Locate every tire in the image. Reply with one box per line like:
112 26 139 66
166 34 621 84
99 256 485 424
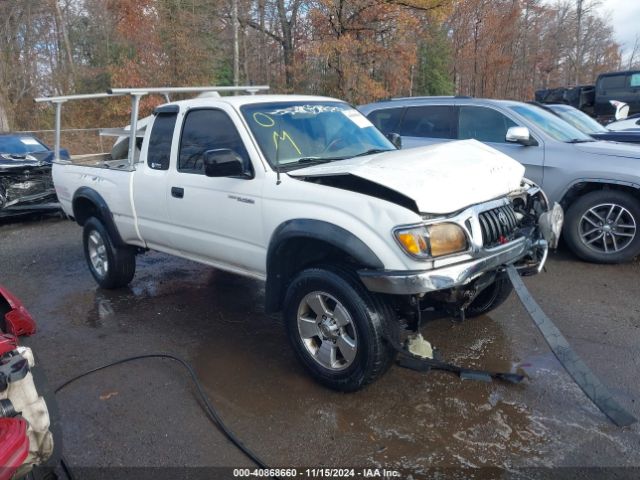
283 265 397 391
563 190 640 264
464 276 513 318
82 217 136 289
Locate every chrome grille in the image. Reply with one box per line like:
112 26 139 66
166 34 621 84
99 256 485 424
478 203 518 247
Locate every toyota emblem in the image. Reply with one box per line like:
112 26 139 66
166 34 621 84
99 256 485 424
497 211 508 225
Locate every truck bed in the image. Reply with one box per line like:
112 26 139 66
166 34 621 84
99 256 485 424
52 160 141 245
67 153 134 170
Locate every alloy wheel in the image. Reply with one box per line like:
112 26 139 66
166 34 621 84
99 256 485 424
296 291 358 371
87 230 109 277
579 203 636 254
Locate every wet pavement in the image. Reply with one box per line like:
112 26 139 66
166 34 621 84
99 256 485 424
1 216 640 477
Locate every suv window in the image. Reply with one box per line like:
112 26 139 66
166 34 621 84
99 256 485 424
458 106 517 143
400 106 455 139
178 109 249 174
147 113 177 170
367 108 403 135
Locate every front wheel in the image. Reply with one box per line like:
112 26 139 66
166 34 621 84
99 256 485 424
564 190 640 263
464 276 513 318
283 265 396 391
83 217 136 289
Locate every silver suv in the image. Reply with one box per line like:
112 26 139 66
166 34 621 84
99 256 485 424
359 97 640 263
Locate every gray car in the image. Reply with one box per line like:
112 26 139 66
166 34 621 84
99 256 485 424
359 97 640 263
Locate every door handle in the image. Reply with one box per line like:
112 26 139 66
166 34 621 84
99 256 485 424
171 187 184 199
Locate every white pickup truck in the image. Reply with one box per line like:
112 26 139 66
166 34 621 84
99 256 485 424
43 88 562 390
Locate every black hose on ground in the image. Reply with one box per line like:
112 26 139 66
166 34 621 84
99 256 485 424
55 353 278 479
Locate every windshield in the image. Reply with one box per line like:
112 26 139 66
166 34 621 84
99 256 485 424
510 104 594 142
549 105 608 134
0 136 48 155
240 101 395 169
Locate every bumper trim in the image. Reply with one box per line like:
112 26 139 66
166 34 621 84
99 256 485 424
359 237 546 295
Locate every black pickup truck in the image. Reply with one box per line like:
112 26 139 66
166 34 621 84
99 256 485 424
535 70 640 122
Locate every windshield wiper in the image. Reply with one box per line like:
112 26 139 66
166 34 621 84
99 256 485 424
567 138 595 143
351 148 394 158
279 157 336 170
294 157 335 164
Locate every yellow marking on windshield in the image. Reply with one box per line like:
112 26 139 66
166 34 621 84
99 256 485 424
273 131 302 155
253 112 275 127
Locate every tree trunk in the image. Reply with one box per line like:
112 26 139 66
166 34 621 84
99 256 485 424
277 0 295 90
53 0 75 88
232 0 240 87
575 0 583 85
0 95 10 132
259 0 267 84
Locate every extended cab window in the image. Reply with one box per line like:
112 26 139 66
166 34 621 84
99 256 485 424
400 106 454 139
178 109 249 174
458 106 517 143
147 113 177 170
367 108 403 135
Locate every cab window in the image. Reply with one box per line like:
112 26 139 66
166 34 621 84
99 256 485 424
147 113 177 170
178 109 250 175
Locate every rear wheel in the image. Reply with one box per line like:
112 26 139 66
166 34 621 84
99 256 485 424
564 190 640 263
82 217 136 289
283 265 396 391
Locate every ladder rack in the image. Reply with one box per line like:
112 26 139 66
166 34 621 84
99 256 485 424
34 85 269 167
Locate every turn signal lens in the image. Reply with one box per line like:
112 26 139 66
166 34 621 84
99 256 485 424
428 223 468 257
395 228 429 257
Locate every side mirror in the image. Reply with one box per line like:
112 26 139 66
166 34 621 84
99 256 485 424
203 149 248 178
506 126 536 146
610 100 629 120
386 132 402 149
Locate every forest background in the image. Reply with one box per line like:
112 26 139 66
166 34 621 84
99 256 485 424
1 0 636 138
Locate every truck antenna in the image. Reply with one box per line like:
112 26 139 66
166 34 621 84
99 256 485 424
276 119 282 185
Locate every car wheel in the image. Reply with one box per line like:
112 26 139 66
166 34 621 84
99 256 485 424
82 217 136 289
564 190 640 263
464 276 513 318
283 265 397 391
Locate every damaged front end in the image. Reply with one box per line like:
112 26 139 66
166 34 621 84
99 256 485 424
359 181 563 311
0 155 58 218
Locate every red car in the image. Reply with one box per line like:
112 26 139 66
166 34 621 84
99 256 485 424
0 286 55 480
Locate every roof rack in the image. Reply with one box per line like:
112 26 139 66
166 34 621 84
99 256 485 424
389 95 473 101
34 85 269 167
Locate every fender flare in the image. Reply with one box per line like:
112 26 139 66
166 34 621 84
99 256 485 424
264 219 384 313
72 187 126 247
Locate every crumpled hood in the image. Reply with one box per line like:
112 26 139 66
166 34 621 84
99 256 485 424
574 140 640 159
288 139 525 214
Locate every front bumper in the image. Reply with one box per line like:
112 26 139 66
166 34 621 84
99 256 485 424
359 236 548 295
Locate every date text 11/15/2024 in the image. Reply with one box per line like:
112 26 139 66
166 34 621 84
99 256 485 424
232 468 401 478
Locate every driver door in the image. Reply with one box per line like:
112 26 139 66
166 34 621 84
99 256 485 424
166 107 265 275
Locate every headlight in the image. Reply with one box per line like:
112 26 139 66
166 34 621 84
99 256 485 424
394 223 468 259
